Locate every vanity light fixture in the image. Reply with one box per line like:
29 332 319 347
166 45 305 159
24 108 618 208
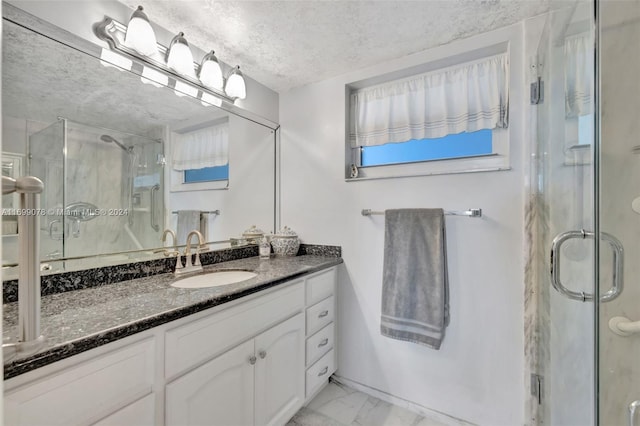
224 66 247 100
166 32 196 78
198 50 224 90
94 7 244 104
123 6 158 57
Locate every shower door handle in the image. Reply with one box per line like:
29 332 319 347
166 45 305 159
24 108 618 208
550 229 624 302
150 184 160 232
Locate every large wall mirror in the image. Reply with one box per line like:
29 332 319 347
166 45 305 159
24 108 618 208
2 4 278 278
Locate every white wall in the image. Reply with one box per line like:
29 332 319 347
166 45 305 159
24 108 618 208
279 24 526 425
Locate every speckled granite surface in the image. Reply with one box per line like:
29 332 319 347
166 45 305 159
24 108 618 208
3 255 342 379
298 244 341 257
3 245 260 304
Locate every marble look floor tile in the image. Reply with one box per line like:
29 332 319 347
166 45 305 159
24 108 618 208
287 407 346 426
307 383 369 425
352 396 421 426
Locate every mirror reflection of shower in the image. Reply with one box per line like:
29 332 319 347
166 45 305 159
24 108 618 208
27 118 164 261
100 134 138 226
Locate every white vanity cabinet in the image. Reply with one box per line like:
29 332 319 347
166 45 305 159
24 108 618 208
303 267 338 400
166 313 305 426
4 265 339 426
4 337 156 426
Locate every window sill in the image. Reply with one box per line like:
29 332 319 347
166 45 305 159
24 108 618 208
346 154 510 181
170 179 229 192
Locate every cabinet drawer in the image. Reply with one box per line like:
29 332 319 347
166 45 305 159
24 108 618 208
5 338 155 426
306 296 334 335
166 282 304 379
305 349 335 398
306 323 334 367
306 268 336 305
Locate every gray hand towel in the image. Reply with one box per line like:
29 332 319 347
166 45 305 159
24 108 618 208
176 210 202 246
381 208 449 349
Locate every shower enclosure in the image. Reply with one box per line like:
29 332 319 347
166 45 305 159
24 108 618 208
529 0 640 424
28 118 164 262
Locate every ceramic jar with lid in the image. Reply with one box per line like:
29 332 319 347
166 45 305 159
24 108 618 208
271 226 300 256
242 225 265 244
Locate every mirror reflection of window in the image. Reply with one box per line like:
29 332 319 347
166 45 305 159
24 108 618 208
171 118 230 190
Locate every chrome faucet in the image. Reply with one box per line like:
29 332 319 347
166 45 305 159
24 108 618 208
161 229 183 273
175 230 206 276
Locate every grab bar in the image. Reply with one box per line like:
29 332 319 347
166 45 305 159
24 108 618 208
150 184 160 232
2 176 46 362
609 317 640 336
550 229 623 302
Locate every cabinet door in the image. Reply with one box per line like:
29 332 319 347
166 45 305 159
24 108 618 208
254 313 305 426
166 339 255 426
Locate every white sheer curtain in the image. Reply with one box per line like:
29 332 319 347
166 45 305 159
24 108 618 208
564 33 594 118
349 53 509 148
172 121 229 171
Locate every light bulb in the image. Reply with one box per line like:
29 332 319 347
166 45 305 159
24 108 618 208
225 66 247 100
166 32 195 78
198 51 223 90
124 6 158 57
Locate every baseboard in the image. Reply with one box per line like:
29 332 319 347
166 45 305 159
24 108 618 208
331 375 476 426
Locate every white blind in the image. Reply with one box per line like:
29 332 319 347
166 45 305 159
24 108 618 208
172 121 229 171
349 53 509 148
564 33 594 118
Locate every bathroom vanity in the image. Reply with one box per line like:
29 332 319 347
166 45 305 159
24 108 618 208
3 255 340 425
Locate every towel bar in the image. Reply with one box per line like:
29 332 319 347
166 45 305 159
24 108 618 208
361 208 482 217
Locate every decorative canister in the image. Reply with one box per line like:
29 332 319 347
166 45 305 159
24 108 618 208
242 225 265 244
271 226 300 256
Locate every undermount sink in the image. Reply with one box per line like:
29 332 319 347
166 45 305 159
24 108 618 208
171 270 257 289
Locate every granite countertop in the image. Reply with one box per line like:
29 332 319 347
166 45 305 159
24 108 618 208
3 255 342 379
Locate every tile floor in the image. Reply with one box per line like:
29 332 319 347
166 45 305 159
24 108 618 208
287 380 465 426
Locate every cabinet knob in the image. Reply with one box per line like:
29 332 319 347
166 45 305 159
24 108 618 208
318 310 329 318
249 355 257 365
318 338 329 348
259 350 267 359
317 366 329 377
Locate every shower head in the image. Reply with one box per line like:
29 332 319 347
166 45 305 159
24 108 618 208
100 134 133 153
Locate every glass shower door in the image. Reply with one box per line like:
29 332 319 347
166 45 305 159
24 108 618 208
530 2 597 424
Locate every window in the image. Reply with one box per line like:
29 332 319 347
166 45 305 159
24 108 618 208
360 130 493 167
184 164 229 183
346 43 514 180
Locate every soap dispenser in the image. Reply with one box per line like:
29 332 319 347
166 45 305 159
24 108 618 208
259 236 271 260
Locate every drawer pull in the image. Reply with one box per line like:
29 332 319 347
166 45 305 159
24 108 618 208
318 338 329 348
249 355 257 365
318 366 329 377
259 350 267 359
318 310 329 318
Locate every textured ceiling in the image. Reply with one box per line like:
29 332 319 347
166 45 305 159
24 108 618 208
3 18 218 137
118 0 554 92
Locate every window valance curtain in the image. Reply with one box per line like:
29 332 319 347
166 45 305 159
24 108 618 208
349 53 509 148
564 33 594 118
172 121 229 171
